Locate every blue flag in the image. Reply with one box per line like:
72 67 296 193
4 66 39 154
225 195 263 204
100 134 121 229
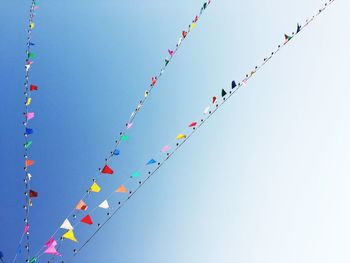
146 159 156 165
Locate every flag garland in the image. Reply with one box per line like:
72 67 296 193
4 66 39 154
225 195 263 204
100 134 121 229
12 1 41 263
32 1 213 259
33 1 335 261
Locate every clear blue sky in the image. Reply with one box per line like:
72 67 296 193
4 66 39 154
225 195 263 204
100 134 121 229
1 0 350 262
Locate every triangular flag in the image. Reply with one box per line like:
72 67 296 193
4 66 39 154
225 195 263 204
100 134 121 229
24 141 32 149
221 89 227 97
284 34 292 43
190 22 196 30
146 159 156 165
89 182 101 193
101 165 113 174
131 172 140 178
26 173 32 181
45 237 57 248
60 219 73 230
113 149 120 156
182 31 187 38
29 257 36 263
25 159 35 167
25 98 32 106
161 145 171 152
25 128 34 135
75 200 88 211
168 49 174 56
80 215 93 225
30 22 35 29
44 245 60 256
24 224 29 234
144 90 149 98
296 23 301 33
29 190 38 198
99 200 109 209
116 185 128 193
126 123 133 129
28 52 36 59
212 96 217 104
120 135 128 141
203 106 210 114
62 229 77 242
26 112 35 121
165 58 170 66
232 80 237 89
176 134 186 140
30 85 38 91
189 122 197 128
151 77 157 86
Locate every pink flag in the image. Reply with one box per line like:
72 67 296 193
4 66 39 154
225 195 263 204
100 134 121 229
24 224 29 234
161 145 171 152
44 245 60 256
26 112 35 120
126 123 133 129
168 49 174 56
45 237 57 248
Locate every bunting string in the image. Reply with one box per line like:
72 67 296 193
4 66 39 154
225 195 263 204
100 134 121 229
32 0 335 262
31 1 213 261
12 1 41 263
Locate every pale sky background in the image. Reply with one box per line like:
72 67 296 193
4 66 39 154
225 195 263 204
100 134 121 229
1 0 350 262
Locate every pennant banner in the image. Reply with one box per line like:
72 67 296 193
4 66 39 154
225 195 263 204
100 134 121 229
38 1 334 261
13 0 42 263
33 1 336 262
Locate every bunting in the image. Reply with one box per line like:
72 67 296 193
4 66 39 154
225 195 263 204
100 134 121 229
31 1 337 262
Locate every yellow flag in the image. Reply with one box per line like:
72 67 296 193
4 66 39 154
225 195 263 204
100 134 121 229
63 229 77 242
90 182 101 193
25 98 32 106
190 23 196 30
30 22 35 29
176 134 186 140
144 90 149 98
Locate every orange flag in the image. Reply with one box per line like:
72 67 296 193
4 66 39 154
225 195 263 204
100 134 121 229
25 160 35 167
75 200 88 211
116 185 128 193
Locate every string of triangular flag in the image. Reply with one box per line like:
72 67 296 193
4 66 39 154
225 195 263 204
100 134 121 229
12 1 40 263
31 1 213 260
33 1 335 261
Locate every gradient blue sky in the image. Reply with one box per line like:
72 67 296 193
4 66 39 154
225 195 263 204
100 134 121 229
1 0 350 262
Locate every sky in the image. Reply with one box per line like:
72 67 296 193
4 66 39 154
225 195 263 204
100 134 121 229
1 0 350 262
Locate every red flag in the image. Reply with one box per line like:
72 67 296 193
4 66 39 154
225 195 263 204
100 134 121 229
80 215 93 225
101 165 113 174
29 190 38 198
189 122 197 128
212 96 217 104
182 31 187 38
30 85 38 91
25 160 35 167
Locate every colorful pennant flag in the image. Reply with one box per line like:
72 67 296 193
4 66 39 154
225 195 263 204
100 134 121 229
30 84 38 91
25 128 34 135
25 97 32 106
45 237 57 248
120 134 129 141
113 149 120 156
161 145 171 152
203 106 210 114
116 185 128 193
75 200 88 211
24 224 29 234
29 190 38 198
25 159 35 167
89 182 101 193
221 89 227 97
26 112 35 120
131 172 140 178
62 230 77 242
24 141 32 149
80 215 93 225
146 159 156 165
44 245 60 256
60 219 73 230
189 122 197 128
101 165 113 174
176 134 186 140
232 80 237 89
99 200 109 209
